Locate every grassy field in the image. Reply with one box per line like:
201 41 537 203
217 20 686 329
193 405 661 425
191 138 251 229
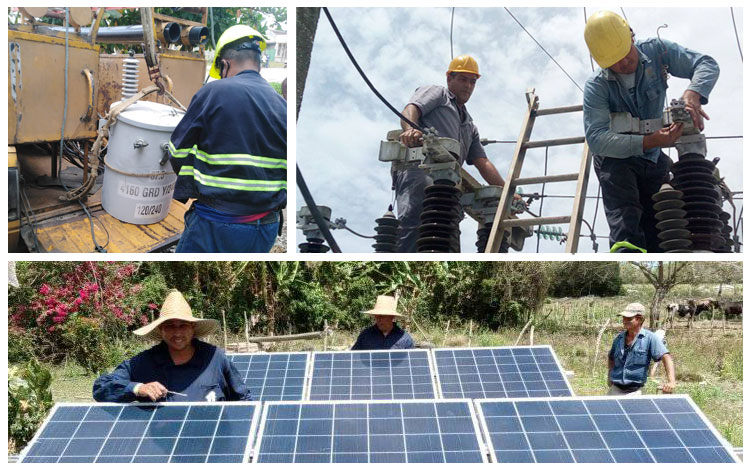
32 285 744 449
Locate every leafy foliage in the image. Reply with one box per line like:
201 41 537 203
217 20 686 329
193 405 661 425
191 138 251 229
549 262 622 297
8 359 53 453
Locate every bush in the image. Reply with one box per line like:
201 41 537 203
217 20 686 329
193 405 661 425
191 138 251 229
8 359 53 454
61 316 112 375
8 329 36 364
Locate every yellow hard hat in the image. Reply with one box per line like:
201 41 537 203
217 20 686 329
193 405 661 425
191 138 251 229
447 55 481 78
209 24 267 79
584 11 632 69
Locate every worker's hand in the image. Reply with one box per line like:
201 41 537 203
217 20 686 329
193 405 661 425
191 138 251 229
135 381 168 401
660 381 676 394
644 122 684 150
399 128 424 148
510 193 527 214
682 89 709 131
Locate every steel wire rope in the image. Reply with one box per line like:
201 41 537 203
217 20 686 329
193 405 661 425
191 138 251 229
504 7 584 93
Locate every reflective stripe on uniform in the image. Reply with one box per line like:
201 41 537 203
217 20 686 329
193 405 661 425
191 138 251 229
168 142 286 169
178 166 286 192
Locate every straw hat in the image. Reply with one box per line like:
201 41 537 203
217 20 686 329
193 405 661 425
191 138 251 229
619 302 646 318
133 289 219 341
362 295 404 317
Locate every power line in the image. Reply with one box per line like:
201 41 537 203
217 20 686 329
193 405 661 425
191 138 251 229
322 7 425 133
583 7 595 72
730 7 743 62
450 7 455 60
504 7 584 93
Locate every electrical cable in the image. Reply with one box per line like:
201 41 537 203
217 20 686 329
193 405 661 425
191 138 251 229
20 183 40 252
297 164 341 252
450 7 455 60
504 7 584 93
730 7 742 62
339 224 376 239
583 7 595 72
322 7 426 133
619 8 628 23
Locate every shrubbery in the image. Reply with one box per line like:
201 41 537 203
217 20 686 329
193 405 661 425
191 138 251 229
8 359 53 453
549 262 622 298
9 262 164 369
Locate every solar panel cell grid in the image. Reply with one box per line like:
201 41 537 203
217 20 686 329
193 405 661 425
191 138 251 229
433 346 573 399
477 396 737 463
229 353 308 401
20 403 260 463
254 400 486 463
308 350 436 400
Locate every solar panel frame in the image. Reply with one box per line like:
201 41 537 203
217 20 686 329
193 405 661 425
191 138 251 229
475 395 740 463
252 399 489 463
18 401 262 463
228 351 311 401
432 345 575 399
306 349 439 401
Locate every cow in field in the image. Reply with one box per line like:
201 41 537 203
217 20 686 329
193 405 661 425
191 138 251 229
718 300 742 319
666 302 697 328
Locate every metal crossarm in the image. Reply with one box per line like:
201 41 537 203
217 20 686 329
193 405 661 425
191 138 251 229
485 88 593 253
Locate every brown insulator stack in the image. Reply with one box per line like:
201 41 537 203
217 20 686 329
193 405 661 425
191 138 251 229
416 179 462 252
372 207 400 253
670 157 724 252
653 184 692 252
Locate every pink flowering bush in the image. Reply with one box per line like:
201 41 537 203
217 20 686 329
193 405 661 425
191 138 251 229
9 262 163 365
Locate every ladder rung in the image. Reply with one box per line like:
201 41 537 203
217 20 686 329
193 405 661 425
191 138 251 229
513 173 579 185
525 136 585 149
500 216 571 228
535 104 583 116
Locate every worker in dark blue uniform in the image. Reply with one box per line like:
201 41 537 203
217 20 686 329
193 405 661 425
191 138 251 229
169 25 287 253
583 11 719 253
352 295 415 350
93 290 252 402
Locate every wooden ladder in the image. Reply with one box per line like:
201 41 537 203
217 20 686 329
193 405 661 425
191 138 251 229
485 88 593 253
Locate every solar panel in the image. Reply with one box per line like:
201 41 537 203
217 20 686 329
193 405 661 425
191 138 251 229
254 399 487 463
229 352 309 401
308 350 437 400
20 402 261 463
476 395 740 463
433 346 574 399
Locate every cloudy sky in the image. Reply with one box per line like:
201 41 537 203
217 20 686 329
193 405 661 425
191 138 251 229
296 7 743 253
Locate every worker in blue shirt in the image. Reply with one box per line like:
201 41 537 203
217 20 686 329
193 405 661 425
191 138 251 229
608 302 676 395
351 295 415 350
169 25 287 253
583 11 719 253
93 290 252 402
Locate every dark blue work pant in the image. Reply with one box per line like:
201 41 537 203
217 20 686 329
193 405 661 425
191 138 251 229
176 206 278 253
594 152 671 253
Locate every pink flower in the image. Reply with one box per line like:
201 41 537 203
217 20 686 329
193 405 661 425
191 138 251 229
74 297 83 307
140 315 149 325
148 303 158 310
39 284 51 295
79 289 90 301
48 326 56 332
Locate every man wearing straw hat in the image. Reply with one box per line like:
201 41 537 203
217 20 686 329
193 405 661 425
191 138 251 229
351 295 415 350
607 302 676 395
93 290 252 402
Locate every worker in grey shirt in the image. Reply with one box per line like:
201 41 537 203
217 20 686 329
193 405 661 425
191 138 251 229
396 55 518 252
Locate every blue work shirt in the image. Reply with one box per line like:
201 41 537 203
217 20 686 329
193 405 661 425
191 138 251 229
609 328 669 387
583 38 719 163
93 339 252 402
351 324 415 350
